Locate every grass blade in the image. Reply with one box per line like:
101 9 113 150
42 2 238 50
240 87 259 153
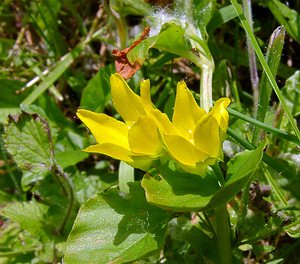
230 0 300 142
228 108 299 144
252 26 285 145
21 43 84 105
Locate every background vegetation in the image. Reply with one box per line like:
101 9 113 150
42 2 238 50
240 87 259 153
0 0 299 263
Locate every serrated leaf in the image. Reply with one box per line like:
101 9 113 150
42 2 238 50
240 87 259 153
64 182 171 263
1 200 50 241
3 113 54 189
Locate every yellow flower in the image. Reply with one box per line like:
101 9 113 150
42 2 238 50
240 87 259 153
150 81 230 175
77 73 163 170
77 73 230 175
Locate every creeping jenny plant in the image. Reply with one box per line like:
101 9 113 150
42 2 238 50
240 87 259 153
77 73 230 175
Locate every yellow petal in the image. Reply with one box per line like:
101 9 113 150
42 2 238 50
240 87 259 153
194 115 220 157
76 109 129 149
110 73 145 124
151 109 179 135
210 98 230 132
173 81 206 139
128 117 162 156
163 134 208 166
84 143 133 162
140 79 153 113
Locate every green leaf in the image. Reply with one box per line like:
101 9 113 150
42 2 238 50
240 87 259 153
191 0 216 37
80 65 114 112
266 0 300 43
0 222 38 260
128 22 206 69
127 36 157 66
110 0 151 17
1 200 50 241
230 0 300 141
141 166 220 212
3 113 54 189
0 79 27 123
73 171 117 205
284 219 300 238
64 182 171 263
207 5 238 32
0 38 14 60
215 43 295 79
282 71 300 117
154 22 202 66
142 141 265 212
173 0 216 38
29 0 67 56
186 225 218 263
55 150 88 169
207 141 266 209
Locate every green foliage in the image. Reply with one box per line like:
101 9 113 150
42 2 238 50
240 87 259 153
1 0 300 263
142 141 265 211
207 141 266 209
3 113 54 188
1 200 50 241
0 79 27 123
80 64 114 112
142 167 220 211
64 183 171 263
0 38 14 60
266 0 300 43
282 71 300 117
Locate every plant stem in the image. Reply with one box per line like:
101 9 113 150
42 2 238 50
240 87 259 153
242 0 259 111
53 165 75 235
262 164 288 207
215 204 232 264
105 0 127 49
118 161 134 194
200 63 214 111
189 35 214 111
236 178 251 234
0 248 36 257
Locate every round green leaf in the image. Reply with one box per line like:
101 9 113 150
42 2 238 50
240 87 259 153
141 166 220 211
142 141 266 212
64 182 171 263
